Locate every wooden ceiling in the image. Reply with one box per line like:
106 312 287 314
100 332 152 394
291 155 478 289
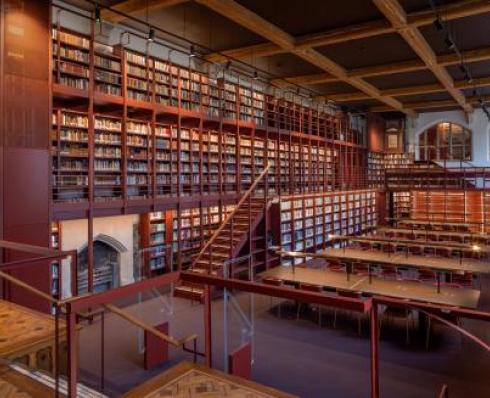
101 0 490 115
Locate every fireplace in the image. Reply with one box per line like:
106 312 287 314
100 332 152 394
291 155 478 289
77 234 127 294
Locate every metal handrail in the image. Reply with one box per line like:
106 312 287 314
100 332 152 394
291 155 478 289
191 164 271 269
438 384 449 398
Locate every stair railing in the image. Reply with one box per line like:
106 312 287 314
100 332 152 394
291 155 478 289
191 164 271 274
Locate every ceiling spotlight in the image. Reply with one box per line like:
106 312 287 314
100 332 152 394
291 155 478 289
433 17 444 31
478 98 484 105
253 70 258 80
95 4 101 23
148 27 155 42
444 35 455 50
189 45 196 57
225 60 232 70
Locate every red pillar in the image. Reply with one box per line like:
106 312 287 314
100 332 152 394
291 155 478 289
370 300 380 398
66 304 78 397
204 285 212 367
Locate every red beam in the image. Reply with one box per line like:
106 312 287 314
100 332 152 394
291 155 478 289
67 271 180 312
370 301 380 398
181 272 369 313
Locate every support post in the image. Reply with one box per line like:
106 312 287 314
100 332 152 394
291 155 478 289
370 300 379 398
66 304 78 398
204 284 212 367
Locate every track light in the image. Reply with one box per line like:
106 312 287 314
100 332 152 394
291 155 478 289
95 4 101 23
433 17 444 31
148 27 155 42
189 45 196 57
253 70 258 80
444 35 455 50
225 60 231 70
459 63 466 74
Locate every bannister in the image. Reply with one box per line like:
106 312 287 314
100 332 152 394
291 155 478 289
191 164 271 270
103 303 198 348
438 384 449 398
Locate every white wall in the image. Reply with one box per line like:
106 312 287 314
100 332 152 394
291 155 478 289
406 108 490 167
60 215 140 294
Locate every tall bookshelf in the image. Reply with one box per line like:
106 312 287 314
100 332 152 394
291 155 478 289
278 190 377 265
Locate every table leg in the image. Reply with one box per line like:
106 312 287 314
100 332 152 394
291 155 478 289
437 272 441 293
368 264 372 284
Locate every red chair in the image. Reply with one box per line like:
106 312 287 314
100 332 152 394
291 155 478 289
451 272 474 288
435 247 452 257
327 260 346 273
408 245 423 255
353 263 370 276
359 241 372 251
382 243 395 254
418 269 436 283
334 290 364 336
380 265 398 279
297 283 325 326
427 233 438 241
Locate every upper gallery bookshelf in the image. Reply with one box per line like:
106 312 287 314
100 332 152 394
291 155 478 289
50 26 369 208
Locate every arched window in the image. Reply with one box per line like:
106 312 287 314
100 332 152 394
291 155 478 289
418 122 471 161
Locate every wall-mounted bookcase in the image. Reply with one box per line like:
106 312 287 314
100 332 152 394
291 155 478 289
392 191 411 219
277 190 377 265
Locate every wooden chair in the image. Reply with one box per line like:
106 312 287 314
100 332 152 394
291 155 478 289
380 264 398 279
418 269 436 283
408 245 423 255
435 247 452 258
296 283 325 326
450 272 473 288
334 290 364 336
262 277 284 318
380 298 416 344
327 260 346 273
359 241 372 251
381 243 395 254
353 263 370 276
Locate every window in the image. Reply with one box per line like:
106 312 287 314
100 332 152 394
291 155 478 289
418 122 471 161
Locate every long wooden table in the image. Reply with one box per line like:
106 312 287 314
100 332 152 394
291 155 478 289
123 361 297 398
330 234 488 252
281 247 490 274
398 219 472 230
259 267 481 308
378 227 490 244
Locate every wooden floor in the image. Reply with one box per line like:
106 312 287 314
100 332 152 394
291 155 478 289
259 267 481 308
122 361 297 398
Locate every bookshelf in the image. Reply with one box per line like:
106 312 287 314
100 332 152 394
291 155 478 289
126 119 151 198
392 191 411 219
94 42 122 97
278 190 377 265
368 152 385 188
140 203 236 273
51 109 89 202
384 153 414 169
50 222 61 311
94 115 123 201
52 28 90 91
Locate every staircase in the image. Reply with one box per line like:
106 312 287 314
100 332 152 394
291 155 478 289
174 165 271 302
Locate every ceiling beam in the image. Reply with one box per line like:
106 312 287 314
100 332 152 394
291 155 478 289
325 75 490 102
101 0 188 23
196 0 416 116
370 95 490 112
373 0 472 113
272 45 490 87
204 0 490 63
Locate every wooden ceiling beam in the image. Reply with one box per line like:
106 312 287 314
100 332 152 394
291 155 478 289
101 0 188 23
196 0 415 116
275 46 490 87
326 75 490 102
374 0 472 113
203 0 490 63
370 95 490 112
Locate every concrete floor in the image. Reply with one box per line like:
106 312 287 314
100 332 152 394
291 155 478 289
76 277 490 398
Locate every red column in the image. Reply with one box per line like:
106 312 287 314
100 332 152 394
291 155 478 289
204 284 212 367
370 300 380 398
66 304 78 397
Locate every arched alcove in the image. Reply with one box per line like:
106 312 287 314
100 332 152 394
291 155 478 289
77 234 126 293
417 121 471 161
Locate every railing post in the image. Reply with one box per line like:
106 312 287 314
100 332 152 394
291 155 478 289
370 300 380 398
66 303 78 398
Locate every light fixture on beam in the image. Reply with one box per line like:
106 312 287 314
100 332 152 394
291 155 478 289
433 17 444 31
95 3 101 23
189 45 196 57
444 35 455 50
253 70 258 80
148 27 155 42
